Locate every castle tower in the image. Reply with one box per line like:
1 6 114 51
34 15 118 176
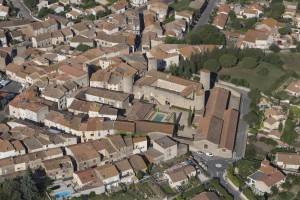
123 73 133 94
200 69 211 91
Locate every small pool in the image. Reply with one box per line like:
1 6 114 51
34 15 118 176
55 190 71 199
153 113 165 122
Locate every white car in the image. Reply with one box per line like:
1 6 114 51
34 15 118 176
205 152 214 157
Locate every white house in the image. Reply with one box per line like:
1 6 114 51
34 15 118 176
275 152 300 170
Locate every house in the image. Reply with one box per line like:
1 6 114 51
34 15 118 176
129 154 147 172
42 156 73 180
37 0 48 11
130 0 147 7
0 29 6 46
217 4 230 14
247 160 285 195
0 157 15 175
0 139 16 159
147 2 169 21
0 6 8 19
143 147 164 164
213 13 228 30
49 4 64 13
240 4 263 18
164 165 196 188
132 137 147 154
69 35 94 48
58 65 89 87
275 152 300 171
239 29 273 49
264 107 286 121
153 136 177 161
109 2 125 14
66 10 81 19
285 80 300 97
95 164 120 188
115 159 135 183
190 192 221 200
32 32 52 48
263 117 280 132
175 10 193 25
65 143 101 171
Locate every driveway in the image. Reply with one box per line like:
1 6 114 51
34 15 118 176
9 0 34 20
195 0 220 27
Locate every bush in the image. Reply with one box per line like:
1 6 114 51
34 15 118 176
257 67 269 76
136 170 145 180
269 43 281 53
243 188 256 200
262 53 283 66
76 44 92 52
219 54 237 68
203 59 221 72
258 137 278 146
219 74 231 81
239 57 258 69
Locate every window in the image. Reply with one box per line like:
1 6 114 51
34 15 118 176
204 144 208 149
84 162 86 165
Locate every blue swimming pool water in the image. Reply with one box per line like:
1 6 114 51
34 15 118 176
55 190 71 199
153 113 165 122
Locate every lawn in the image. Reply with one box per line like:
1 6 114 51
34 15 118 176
219 63 286 93
279 53 300 76
170 0 192 11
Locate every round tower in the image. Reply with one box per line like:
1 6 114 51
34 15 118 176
200 69 211 91
123 73 133 94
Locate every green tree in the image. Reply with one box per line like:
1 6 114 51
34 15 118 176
278 122 283 132
231 18 243 30
219 54 237 68
190 61 197 74
6 179 22 200
186 24 226 45
248 88 261 103
245 143 257 159
278 26 291 35
262 53 283 65
271 186 279 195
88 191 96 198
20 169 39 200
239 57 258 69
244 17 257 29
76 44 92 52
270 3 285 20
203 59 221 72
136 170 145 180
188 107 192 126
37 7 52 18
169 64 178 75
228 10 236 20
219 74 231 81
269 43 281 53
183 66 192 79
257 67 269 76
243 111 260 127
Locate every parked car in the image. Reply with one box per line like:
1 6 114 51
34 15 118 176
197 151 203 155
205 152 213 157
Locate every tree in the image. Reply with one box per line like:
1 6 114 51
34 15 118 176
219 54 237 68
269 43 281 53
169 64 178 75
76 44 92 53
243 111 260 127
270 3 285 20
228 10 236 20
244 17 257 29
219 74 231 81
278 122 283 132
203 59 221 72
271 186 279 195
239 57 258 69
6 179 22 200
88 191 96 198
186 24 226 45
20 169 39 200
257 67 269 76
173 112 177 124
38 7 52 18
188 107 192 126
262 53 283 66
278 26 291 35
136 170 145 180
245 144 257 159
248 88 261 103
231 19 243 30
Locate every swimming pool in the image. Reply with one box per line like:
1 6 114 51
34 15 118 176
153 113 165 122
55 190 71 199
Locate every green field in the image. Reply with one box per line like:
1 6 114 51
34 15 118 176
219 62 286 93
170 0 192 11
279 53 300 76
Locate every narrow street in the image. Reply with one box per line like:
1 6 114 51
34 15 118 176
195 0 220 27
9 0 34 20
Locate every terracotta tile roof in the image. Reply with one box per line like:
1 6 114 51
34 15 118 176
95 163 119 179
115 159 133 173
257 18 284 28
276 152 300 165
196 116 223 144
213 13 228 29
135 121 174 135
154 136 176 149
75 168 99 185
205 87 229 119
286 80 300 94
219 109 239 151
59 65 86 77
218 4 230 14
190 192 221 200
67 142 99 162
129 154 147 171
114 120 135 133
0 157 14 167
243 29 269 43
42 156 72 171
246 4 263 12
0 139 15 152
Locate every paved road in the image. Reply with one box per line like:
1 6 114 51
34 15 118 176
193 153 243 200
9 0 34 20
195 0 220 27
